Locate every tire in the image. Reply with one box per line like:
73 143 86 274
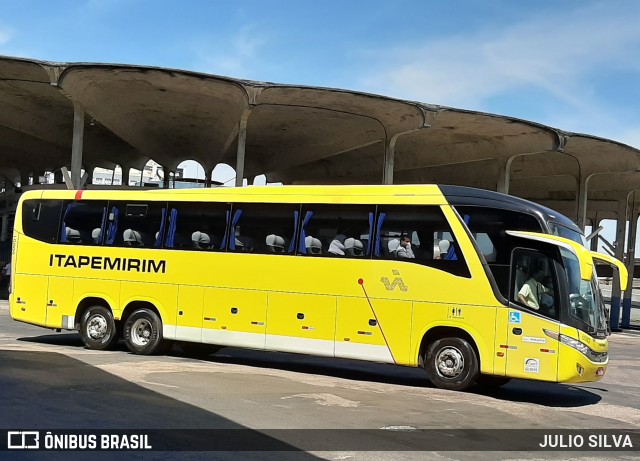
476 375 511 389
79 305 119 351
425 337 479 391
124 308 168 355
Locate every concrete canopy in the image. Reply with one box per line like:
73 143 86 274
1 55 639 225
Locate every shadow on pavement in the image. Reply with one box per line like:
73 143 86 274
0 349 322 461
18 332 602 409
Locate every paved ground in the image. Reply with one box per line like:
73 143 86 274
1 300 640 461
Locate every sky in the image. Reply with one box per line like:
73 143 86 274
1 0 639 254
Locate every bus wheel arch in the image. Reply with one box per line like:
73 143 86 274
419 326 481 391
76 298 119 351
122 301 171 355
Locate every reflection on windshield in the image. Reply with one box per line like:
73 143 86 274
560 248 606 335
548 222 587 247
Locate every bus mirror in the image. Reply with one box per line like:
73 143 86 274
590 251 628 291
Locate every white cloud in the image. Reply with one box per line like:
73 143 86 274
359 3 640 113
0 25 14 46
192 25 271 79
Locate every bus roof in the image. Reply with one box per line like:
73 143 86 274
439 185 581 234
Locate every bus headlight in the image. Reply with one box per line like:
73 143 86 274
543 329 607 363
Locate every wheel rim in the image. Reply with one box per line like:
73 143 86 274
130 318 153 346
86 314 109 340
435 346 465 379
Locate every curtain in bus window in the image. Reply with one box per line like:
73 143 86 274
220 209 231 250
60 203 76 243
228 209 243 250
366 212 374 256
106 207 119 245
96 207 107 244
298 210 314 254
165 208 178 248
288 210 299 254
154 208 166 248
374 212 386 257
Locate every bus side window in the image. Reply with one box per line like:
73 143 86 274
22 199 63 244
375 206 470 278
299 205 373 258
511 249 559 319
227 203 300 255
107 201 167 248
60 201 108 246
165 202 229 251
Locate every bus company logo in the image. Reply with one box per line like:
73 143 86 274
49 254 166 274
8 431 39 449
380 270 408 292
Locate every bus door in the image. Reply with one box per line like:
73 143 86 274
176 285 204 342
46 276 74 329
505 247 561 381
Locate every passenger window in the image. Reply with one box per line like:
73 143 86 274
60 201 108 246
511 249 559 319
227 203 300 254
376 205 470 277
22 199 63 244
105 201 167 248
165 202 229 251
299 205 373 258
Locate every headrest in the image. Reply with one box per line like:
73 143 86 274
266 234 285 249
66 227 81 241
123 229 142 243
91 228 101 242
387 238 400 252
438 240 450 253
305 235 322 254
192 231 211 245
344 238 363 250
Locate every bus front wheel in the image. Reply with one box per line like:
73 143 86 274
79 305 119 351
124 308 169 355
425 337 479 391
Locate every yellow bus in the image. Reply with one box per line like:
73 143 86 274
9 185 627 391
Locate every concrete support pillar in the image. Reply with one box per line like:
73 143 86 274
71 101 85 189
610 200 628 331
622 205 638 328
235 108 253 188
575 173 591 231
84 167 94 186
0 215 9 242
162 166 170 189
589 215 599 251
382 134 398 185
121 167 130 187
496 159 512 194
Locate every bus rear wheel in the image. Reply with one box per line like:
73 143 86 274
425 337 479 391
79 305 119 351
124 308 169 355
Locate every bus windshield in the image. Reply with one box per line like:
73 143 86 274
560 248 607 336
548 222 587 247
